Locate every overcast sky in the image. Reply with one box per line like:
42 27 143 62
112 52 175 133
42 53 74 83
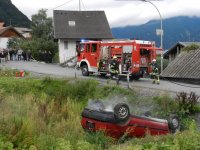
11 0 200 27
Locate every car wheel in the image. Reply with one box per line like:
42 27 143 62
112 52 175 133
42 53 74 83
168 114 180 133
114 103 130 122
81 65 89 76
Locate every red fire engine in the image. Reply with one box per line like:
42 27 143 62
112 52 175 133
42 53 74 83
77 40 158 80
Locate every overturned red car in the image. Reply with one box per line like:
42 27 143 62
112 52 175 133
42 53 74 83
81 101 180 139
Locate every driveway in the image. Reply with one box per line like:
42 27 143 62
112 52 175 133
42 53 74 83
1 61 200 96
0 61 82 78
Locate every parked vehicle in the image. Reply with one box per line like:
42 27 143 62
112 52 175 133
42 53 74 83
81 102 180 139
77 40 159 80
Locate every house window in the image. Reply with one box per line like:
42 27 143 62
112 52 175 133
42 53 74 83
64 41 68 50
68 21 76 27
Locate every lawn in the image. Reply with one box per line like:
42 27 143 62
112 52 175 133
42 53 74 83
0 69 199 150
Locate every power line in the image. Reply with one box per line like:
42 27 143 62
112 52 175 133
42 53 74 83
47 0 74 12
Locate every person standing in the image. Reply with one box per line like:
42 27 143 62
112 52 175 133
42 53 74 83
17 49 23 61
13 50 17 61
9 49 13 61
22 51 27 61
150 59 160 84
110 55 119 79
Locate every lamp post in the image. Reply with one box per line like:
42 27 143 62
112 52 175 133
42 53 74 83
116 0 164 72
79 0 81 11
142 0 163 72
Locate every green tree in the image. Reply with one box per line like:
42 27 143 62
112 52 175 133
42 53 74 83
29 9 57 62
156 56 169 72
10 9 58 62
7 37 20 50
31 9 53 40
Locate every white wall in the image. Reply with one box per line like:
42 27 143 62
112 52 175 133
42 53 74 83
58 39 76 63
0 38 8 49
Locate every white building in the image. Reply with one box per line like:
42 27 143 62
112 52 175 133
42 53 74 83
53 10 113 64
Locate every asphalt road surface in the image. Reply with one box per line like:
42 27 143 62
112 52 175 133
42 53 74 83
1 61 200 96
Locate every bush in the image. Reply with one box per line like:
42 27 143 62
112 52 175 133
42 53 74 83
182 43 200 52
85 131 113 150
111 120 200 150
55 138 72 150
155 56 169 72
52 52 59 63
153 95 178 117
176 92 200 115
76 141 94 150
0 138 13 150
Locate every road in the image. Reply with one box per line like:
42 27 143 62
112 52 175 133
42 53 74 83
1 61 200 96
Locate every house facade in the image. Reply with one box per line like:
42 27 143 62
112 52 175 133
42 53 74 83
53 10 113 64
58 40 77 63
0 21 24 49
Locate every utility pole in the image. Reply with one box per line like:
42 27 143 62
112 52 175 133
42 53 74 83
79 0 81 11
144 0 163 72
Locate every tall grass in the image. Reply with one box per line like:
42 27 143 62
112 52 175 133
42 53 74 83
0 76 200 149
110 120 200 150
0 77 135 149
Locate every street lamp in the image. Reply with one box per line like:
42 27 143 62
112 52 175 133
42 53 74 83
142 0 163 72
116 0 164 72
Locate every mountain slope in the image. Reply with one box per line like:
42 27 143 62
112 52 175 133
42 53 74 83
111 16 200 49
0 0 30 27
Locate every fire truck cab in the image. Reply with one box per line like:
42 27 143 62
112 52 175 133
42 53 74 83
77 40 158 80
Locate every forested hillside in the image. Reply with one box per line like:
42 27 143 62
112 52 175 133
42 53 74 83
112 16 200 49
0 0 30 27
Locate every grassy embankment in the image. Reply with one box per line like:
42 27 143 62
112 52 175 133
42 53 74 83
0 69 200 150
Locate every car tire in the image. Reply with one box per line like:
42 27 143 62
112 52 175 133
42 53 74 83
168 114 180 133
114 103 130 122
81 65 89 76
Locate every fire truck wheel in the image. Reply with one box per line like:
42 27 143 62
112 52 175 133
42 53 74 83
114 103 130 122
100 73 107 77
81 65 89 76
134 76 140 80
130 74 140 80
